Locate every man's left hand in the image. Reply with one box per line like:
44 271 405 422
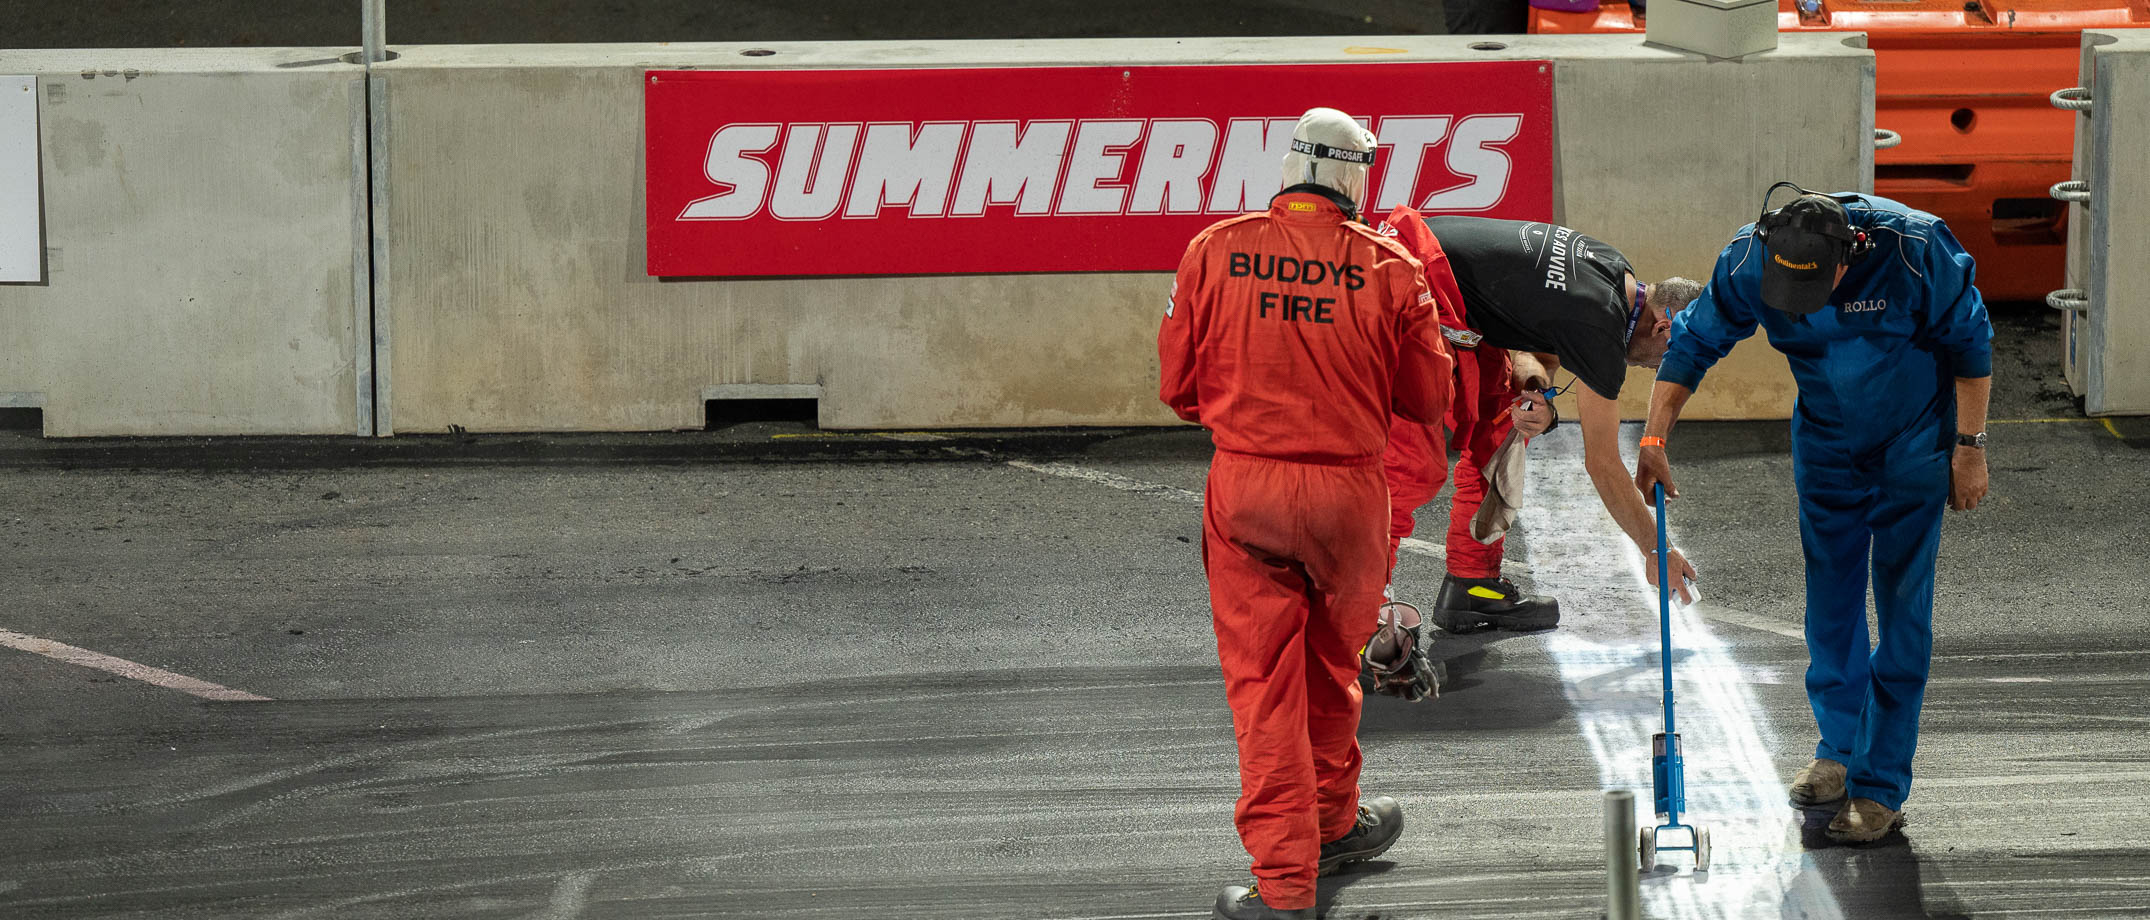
1950 445 1989 510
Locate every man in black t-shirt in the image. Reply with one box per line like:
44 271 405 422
1377 210 1704 635
1431 217 1644 405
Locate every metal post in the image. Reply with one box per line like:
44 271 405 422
358 0 392 435
361 0 386 65
1605 790 1641 920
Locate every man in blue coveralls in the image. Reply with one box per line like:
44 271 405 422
1633 185 1992 844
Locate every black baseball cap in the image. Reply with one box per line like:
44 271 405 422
1759 195 1854 315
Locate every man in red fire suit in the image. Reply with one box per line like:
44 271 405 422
1158 107 1454 920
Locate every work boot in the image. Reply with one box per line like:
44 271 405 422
1213 883 1313 920
1825 797 1906 844
1319 794 1405 874
1430 575 1560 633
1788 758 1848 806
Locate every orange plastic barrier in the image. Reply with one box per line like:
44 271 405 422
1532 0 2150 301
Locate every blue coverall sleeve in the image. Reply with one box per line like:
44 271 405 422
1655 238 1763 391
1911 222 1993 379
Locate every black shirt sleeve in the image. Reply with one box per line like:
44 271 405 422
1423 216 1636 397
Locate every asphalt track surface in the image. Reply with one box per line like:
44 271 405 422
2 307 2147 919
11 4 2136 916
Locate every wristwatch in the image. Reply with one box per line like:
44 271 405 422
1956 431 1987 449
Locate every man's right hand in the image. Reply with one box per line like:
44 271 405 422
1646 547 1699 605
1635 443 1678 499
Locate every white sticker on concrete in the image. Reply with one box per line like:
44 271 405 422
0 75 40 282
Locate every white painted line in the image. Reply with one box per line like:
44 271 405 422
1936 649 2148 661
1985 676 2055 683
1003 460 1451 562
0 629 270 702
1396 535 1444 561
1918 769 2150 790
1516 430 1840 920
1002 444 1829 917
1005 459 1201 503
2048 713 2150 727
1692 605 1805 641
529 871 598 920
1971 909 2150 917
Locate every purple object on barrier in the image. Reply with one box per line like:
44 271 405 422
1529 0 1600 11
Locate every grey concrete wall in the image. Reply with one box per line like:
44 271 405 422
0 49 369 437
1549 34 1873 421
2063 38 2097 399
2075 31 2150 416
376 35 1873 432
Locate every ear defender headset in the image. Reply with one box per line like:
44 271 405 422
1753 181 1874 265
1287 138 1378 221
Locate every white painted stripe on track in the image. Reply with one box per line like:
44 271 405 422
1688 604 1805 641
1917 769 2150 789
1396 535 1443 560
1516 435 1842 920
1002 448 1830 918
1004 460 1450 561
0 629 270 702
2046 713 2150 727
1936 649 2147 661
1005 459 1201 504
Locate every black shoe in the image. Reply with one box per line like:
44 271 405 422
1430 575 1560 633
1319 794 1404 873
1213 884 1313 920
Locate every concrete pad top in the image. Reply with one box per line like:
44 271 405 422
369 32 1873 71
0 47 365 76
2085 28 2150 53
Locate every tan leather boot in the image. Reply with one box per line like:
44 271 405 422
1826 797 1906 843
1214 884 1313 920
1788 758 1847 805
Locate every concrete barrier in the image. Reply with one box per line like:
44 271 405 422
2060 30 2150 416
374 35 1873 432
0 49 371 437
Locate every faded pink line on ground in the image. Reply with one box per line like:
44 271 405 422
0 629 270 702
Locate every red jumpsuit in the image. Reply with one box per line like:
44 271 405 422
1159 189 1452 910
1376 207 1519 579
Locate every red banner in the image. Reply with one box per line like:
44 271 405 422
645 62 1553 278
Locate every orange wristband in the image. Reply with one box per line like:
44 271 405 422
1641 436 1666 448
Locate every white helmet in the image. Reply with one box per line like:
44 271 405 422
1280 107 1379 210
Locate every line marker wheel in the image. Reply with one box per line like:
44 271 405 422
1640 822 1710 871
